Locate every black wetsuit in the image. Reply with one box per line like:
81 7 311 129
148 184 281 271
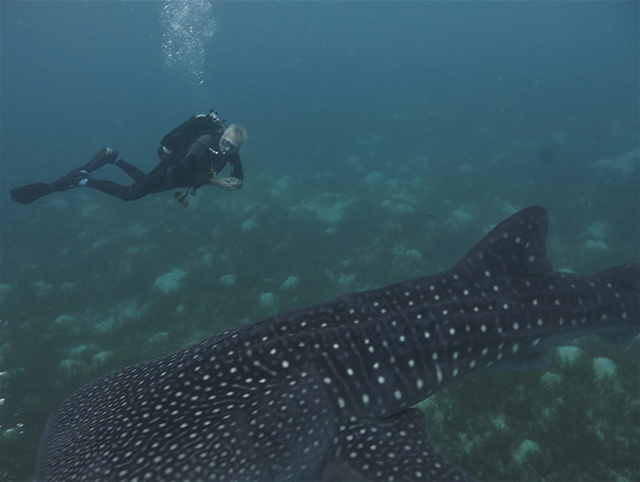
87 115 243 201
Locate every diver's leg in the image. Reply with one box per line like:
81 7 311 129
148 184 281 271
72 158 170 201
49 170 91 192
83 148 120 173
113 159 147 182
11 168 91 204
84 179 148 201
45 147 119 192
9 149 145 205
84 147 147 183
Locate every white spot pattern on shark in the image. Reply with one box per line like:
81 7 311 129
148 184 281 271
36 207 639 482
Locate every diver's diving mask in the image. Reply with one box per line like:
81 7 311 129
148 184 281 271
220 137 239 155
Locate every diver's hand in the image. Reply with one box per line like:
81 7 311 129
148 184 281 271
211 177 242 190
224 177 242 190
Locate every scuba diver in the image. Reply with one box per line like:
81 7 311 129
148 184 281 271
10 111 246 208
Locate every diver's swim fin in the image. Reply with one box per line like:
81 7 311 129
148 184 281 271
10 183 53 205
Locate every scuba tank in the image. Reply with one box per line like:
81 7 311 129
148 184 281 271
159 110 226 161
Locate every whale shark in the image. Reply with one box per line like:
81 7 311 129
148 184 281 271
36 206 639 481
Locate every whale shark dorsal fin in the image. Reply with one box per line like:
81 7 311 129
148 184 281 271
453 206 553 279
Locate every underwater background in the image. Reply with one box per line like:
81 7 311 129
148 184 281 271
0 1 638 481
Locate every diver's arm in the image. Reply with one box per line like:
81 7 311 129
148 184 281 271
228 153 244 184
210 177 225 189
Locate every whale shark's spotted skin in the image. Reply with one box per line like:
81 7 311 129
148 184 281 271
36 207 639 482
